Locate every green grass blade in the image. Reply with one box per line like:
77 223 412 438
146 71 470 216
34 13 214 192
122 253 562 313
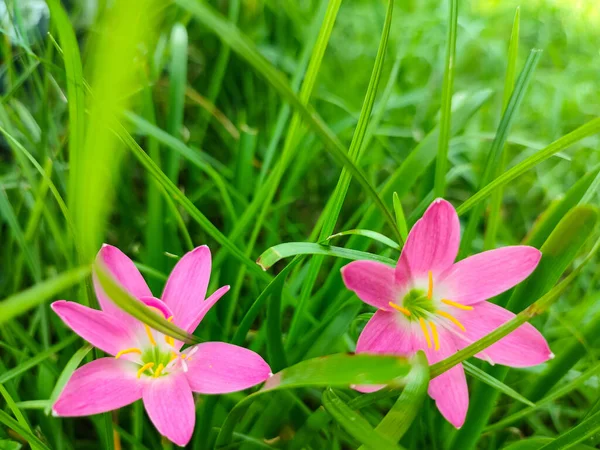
457 117 600 216
0 267 90 324
483 6 521 250
0 411 51 450
433 0 459 197
322 388 402 450
326 229 400 251
459 48 542 256
174 0 398 236
463 361 534 407
392 193 408 242
538 410 600 450
256 242 396 270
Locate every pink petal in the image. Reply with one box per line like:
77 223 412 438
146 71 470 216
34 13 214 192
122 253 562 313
52 301 137 356
354 311 419 392
182 285 230 334
184 342 271 394
451 301 553 367
439 246 541 305
399 198 460 279
422 328 469 429
53 358 142 416
341 261 406 311
143 374 195 447
94 245 153 327
139 296 173 320
162 246 212 331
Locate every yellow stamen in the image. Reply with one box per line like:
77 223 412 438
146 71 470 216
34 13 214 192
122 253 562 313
154 363 165 378
427 271 433 299
388 302 411 317
144 324 157 346
441 299 473 311
180 354 187 359
165 335 175 347
167 316 174 322
136 362 155 379
436 310 466 332
429 321 440 351
170 351 179 363
115 348 142 359
418 318 432 349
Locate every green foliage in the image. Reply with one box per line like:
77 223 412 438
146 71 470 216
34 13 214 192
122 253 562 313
0 0 599 449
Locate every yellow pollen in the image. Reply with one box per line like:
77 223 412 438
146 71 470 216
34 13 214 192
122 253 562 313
170 351 178 362
167 316 174 322
144 324 157 346
180 354 187 359
165 335 175 347
441 299 473 311
115 348 142 359
388 302 411 317
427 271 433 299
429 321 440 351
436 310 466 332
418 318 432 349
154 363 165 378
137 362 155 379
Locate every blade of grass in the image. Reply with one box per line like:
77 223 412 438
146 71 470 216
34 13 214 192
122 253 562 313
483 6 520 250
459 48 542 257
433 0 459 197
325 229 400 251
0 411 51 450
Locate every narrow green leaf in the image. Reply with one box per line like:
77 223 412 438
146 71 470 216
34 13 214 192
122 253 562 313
463 361 534 407
215 353 414 447
323 388 402 450
457 117 600 216
46 344 92 415
460 48 542 256
326 229 400 251
256 242 395 271
392 193 408 242
539 409 600 450
0 411 51 450
174 0 399 237
0 267 90 324
434 0 459 197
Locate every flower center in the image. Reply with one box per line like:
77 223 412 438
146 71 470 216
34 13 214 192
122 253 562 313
387 270 473 351
114 314 193 378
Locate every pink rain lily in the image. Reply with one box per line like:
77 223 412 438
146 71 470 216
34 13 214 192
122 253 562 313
52 245 271 446
341 199 552 428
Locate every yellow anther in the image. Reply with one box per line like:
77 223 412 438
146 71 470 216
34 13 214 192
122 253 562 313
144 324 157 346
388 302 411 317
165 335 175 347
137 362 155 379
441 299 473 311
154 363 165 378
419 318 432 349
170 351 179 363
429 321 440 351
167 316 174 323
427 271 433 299
180 354 187 359
436 310 466 332
115 348 142 359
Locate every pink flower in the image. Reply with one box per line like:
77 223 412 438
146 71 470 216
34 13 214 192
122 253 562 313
52 245 271 446
341 199 552 428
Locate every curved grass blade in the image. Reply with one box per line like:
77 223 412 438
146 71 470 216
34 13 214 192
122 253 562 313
0 411 51 450
538 409 600 450
45 344 93 415
433 0 459 197
504 438 596 450
0 267 90 324
463 361 534 407
215 353 413 447
358 351 429 448
484 6 521 250
174 0 399 237
326 229 400 251
392 193 408 242
256 242 395 271
457 117 600 216
323 388 402 450
459 48 542 256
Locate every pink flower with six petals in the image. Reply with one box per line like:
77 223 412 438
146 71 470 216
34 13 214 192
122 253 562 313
341 199 552 428
52 245 271 446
